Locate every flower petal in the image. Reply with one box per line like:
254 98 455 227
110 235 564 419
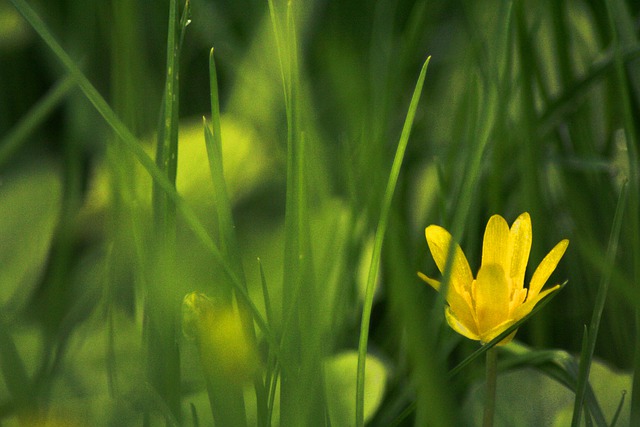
481 215 510 273
481 320 518 345
509 288 528 314
445 306 480 341
425 225 473 293
473 264 510 337
417 272 440 291
419 272 477 332
513 284 561 320
508 212 532 288
528 239 569 300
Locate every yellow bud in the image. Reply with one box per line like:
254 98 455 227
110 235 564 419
182 292 259 384
181 291 215 342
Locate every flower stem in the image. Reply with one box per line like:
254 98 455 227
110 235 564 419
482 347 498 427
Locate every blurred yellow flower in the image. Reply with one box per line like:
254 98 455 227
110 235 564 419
419 212 568 345
182 292 259 384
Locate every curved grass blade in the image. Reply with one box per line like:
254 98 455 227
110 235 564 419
8 0 270 339
355 56 430 427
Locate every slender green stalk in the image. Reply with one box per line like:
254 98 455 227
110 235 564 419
355 57 430 427
0 74 75 170
482 347 498 427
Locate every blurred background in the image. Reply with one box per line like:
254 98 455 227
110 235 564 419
0 0 639 425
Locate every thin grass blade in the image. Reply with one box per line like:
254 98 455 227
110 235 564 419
572 181 628 426
206 50 267 423
6 0 272 338
0 74 75 170
610 391 627 427
355 56 430 427
448 282 567 378
145 0 186 420
0 313 33 421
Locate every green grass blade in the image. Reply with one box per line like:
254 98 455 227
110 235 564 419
258 257 274 326
266 0 289 113
448 282 567 378
575 326 594 427
8 0 184 235
538 45 640 135
206 48 273 425
190 403 199 427
274 3 320 425
355 56 430 427
206 48 243 275
8 0 190 244
7 0 272 338
201 123 272 342
572 181 628 426
0 312 33 421
145 0 187 420
201 122 250 426
610 391 627 427
154 0 182 191
0 74 75 170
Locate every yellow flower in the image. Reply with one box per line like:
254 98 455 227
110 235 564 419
419 212 568 345
182 292 260 383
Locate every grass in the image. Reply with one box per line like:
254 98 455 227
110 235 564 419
1 0 639 425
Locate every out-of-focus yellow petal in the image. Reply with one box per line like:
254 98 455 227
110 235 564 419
513 284 561 320
508 212 532 287
473 264 510 336
481 214 510 272
417 271 440 291
445 306 480 341
529 239 569 299
425 225 473 293
182 292 259 384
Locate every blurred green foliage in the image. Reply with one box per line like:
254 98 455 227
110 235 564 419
1 0 639 425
